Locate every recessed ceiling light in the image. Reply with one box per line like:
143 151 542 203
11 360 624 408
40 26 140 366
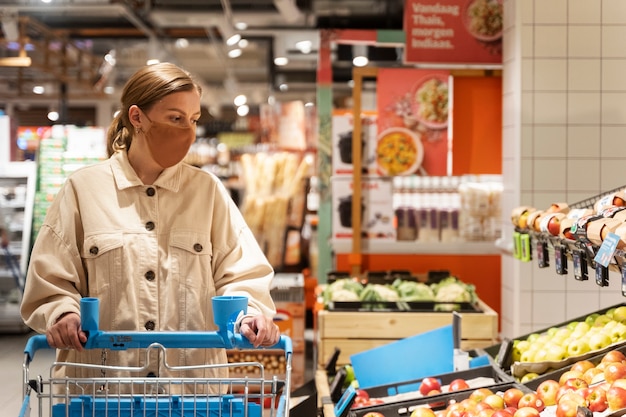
234 94 247 106
274 57 288 66
353 56 369 67
32 85 45 94
175 38 189 49
47 110 59 121
228 48 242 58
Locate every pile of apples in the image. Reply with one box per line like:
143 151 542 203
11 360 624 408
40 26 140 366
391 349 626 417
511 306 626 371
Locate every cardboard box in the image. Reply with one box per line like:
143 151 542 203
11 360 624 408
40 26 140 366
331 176 396 241
331 112 378 176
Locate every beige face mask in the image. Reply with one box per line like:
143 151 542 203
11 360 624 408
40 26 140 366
143 115 196 168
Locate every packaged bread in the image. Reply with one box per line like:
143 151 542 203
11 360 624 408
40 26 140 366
586 218 623 246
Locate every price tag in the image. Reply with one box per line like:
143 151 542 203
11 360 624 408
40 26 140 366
513 232 521 260
573 250 588 281
594 232 620 267
537 240 549 268
554 245 567 275
520 234 531 262
621 265 626 297
596 263 609 287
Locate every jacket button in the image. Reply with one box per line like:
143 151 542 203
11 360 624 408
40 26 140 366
145 270 155 281
89 246 99 255
145 321 155 331
145 221 155 231
146 187 155 197
193 243 203 252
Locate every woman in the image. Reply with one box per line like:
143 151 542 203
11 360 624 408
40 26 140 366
20 62 280 386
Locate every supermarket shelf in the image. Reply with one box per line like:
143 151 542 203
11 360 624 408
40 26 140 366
331 239 502 255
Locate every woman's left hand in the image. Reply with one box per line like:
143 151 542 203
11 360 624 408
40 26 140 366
239 315 280 348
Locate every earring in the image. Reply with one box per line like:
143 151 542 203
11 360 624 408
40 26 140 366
135 127 141 134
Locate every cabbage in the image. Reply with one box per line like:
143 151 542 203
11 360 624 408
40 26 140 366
392 279 435 301
359 284 399 302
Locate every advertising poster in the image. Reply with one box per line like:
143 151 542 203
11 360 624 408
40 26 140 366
376 68 450 176
404 0 503 65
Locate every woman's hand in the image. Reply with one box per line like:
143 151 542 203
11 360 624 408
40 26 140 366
46 312 88 351
239 315 280 348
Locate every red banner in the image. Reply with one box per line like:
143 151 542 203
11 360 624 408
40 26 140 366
404 0 502 65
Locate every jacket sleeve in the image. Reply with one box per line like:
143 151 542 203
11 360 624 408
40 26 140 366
20 186 86 333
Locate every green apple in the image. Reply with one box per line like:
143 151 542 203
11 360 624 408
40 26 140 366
589 332 612 350
594 314 612 327
527 333 541 343
545 344 568 361
520 350 535 363
567 321 579 331
606 307 616 319
546 327 559 337
586 313 600 326
533 349 549 362
512 340 532 362
567 339 591 357
613 306 626 323
520 372 540 383
575 321 591 334
608 322 626 342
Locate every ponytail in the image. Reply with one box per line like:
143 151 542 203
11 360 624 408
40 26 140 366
106 112 132 157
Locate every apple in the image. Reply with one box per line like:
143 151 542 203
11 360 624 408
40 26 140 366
556 385 576 403
545 344 568 362
557 391 587 408
555 399 580 417
483 394 505 411
477 409 495 417
536 379 560 406
503 387 525 408
520 373 539 384
420 377 442 396
513 406 540 417
594 315 612 328
613 306 626 323
363 413 385 417
587 386 608 412
559 370 584 386
563 377 589 390
589 332 613 350
582 367 604 384
435 410 448 417
411 407 437 417
571 360 596 374
605 361 626 383
448 379 470 392
543 212 565 236
427 389 442 396
611 378 626 390
491 410 514 417
602 350 626 364
517 393 544 412
446 402 466 417
606 385 626 410
470 388 494 403
608 323 626 343
567 340 591 357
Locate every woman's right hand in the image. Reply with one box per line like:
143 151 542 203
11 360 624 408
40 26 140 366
46 312 88 351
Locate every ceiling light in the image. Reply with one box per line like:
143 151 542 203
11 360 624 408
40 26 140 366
274 56 288 66
221 24 241 47
32 85 45 94
234 22 248 31
353 56 369 67
237 105 249 117
47 110 59 122
227 48 242 58
295 40 312 54
352 44 369 67
146 59 160 65
234 94 247 106
103 86 115 95
279 83 288 92
238 39 249 49
175 38 189 49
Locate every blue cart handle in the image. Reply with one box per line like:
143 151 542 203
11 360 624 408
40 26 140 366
24 297 292 362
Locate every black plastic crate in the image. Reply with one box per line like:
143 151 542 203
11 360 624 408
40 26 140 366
363 362 514 399
327 300 483 313
348 381 532 417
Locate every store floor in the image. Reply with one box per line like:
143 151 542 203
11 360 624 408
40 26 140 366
1 328 316 416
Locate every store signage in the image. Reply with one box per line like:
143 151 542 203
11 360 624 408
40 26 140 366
403 0 503 65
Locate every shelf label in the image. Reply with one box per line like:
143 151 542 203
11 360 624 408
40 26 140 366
513 232 521 259
536 240 549 268
554 245 567 275
520 234 531 262
573 250 588 281
594 232 619 268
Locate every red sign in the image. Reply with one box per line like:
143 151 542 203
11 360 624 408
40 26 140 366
404 0 502 65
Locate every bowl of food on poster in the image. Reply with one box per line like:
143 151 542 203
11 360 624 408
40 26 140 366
375 127 424 176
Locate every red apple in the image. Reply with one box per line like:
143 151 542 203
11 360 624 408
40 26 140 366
536 379 560 406
602 350 626 364
420 377 442 396
513 406 540 417
605 362 626 383
410 407 437 417
483 395 505 411
556 385 576 403
517 393 545 412
428 389 442 396
571 360 596 374
587 386 608 412
559 370 584 386
606 385 626 410
476 409 495 417
555 399 580 417
449 379 470 392
563 377 589 390
611 378 626 390
447 402 467 417
582 367 604 384
558 391 587 407
491 409 514 417
503 388 524 408
470 388 494 403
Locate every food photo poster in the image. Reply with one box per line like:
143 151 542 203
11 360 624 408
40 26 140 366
376 68 450 176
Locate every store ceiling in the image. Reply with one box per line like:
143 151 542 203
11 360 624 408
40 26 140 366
0 0 404 112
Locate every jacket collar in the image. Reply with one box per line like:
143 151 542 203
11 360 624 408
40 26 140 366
110 151 182 192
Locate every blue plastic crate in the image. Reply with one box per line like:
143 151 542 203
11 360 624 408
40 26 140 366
51 394 261 417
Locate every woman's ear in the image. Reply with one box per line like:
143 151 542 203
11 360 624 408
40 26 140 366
128 105 142 126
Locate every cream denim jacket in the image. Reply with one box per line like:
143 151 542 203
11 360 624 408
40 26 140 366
21 151 276 386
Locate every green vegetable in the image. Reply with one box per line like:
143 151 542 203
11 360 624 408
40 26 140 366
431 277 476 303
322 278 364 304
392 279 435 301
359 284 399 302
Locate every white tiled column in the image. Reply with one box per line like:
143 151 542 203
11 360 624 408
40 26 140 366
501 0 626 339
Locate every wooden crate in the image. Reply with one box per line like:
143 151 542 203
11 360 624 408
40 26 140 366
316 298 498 367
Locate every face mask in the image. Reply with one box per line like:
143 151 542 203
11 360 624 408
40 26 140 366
143 116 196 168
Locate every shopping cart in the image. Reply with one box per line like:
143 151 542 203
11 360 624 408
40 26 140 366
20 296 292 417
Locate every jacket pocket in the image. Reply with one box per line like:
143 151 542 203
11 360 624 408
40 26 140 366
82 233 124 297
169 231 213 291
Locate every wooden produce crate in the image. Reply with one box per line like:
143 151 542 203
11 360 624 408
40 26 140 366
316 298 498 367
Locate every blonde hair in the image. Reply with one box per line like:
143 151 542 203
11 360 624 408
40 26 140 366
106 62 202 157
